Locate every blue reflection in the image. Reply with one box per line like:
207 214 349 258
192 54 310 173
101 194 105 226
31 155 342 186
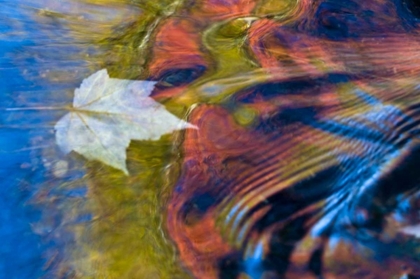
0 2 86 278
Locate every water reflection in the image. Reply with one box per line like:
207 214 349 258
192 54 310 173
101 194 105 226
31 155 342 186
2 0 420 278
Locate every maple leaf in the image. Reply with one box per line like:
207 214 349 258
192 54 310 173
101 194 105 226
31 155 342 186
54 69 196 175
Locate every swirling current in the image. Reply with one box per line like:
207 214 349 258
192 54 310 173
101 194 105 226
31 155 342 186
151 0 420 278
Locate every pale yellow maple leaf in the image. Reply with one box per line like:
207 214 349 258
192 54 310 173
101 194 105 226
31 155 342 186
55 69 196 175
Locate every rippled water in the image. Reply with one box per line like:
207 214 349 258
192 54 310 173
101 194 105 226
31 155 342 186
2 0 420 278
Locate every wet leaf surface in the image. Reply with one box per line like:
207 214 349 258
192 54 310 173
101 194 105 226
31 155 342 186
55 69 195 174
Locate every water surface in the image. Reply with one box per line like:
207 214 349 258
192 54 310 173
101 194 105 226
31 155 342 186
2 0 420 278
